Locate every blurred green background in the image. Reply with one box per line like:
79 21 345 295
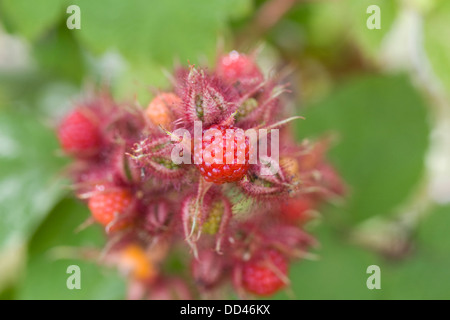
1 0 450 299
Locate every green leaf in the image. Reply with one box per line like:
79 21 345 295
296 75 430 223
272 206 450 299
0 242 26 294
416 205 450 257
1 0 252 68
0 71 51 110
378 205 450 299
0 0 67 40
292 1 349 50
0 109 67 250
0 286 17 300
281 0 396 61
34 22 85 84
17 199 126 300
424 0 450 94
345 0 397 61
276 206 450 299
72 0 252 66
225 0 254 20
273 222 383 300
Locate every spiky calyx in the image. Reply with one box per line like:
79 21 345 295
144 200 172 234
147 277 192 300
191 250 226 290
178 67 237 128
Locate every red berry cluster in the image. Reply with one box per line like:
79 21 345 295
57 51 345 299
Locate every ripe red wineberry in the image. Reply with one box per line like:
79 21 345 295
216 51 264 86
88 188 133 227
241 249 288 296
193 125 251 184
282 197 315 224
58 109 101 155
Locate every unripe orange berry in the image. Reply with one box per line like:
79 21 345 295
119 244 156 281
280 157 300 180
145 93 181 129
88 189 133 227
